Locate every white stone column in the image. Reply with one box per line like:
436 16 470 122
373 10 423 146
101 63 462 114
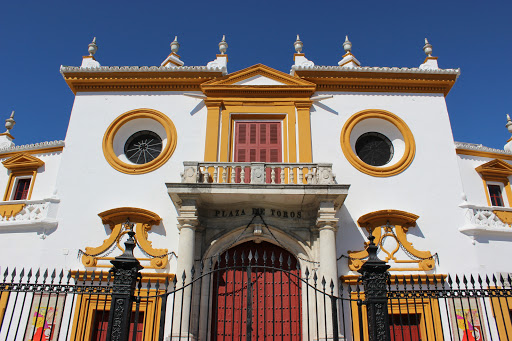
172 198 199 340
316 200 339 340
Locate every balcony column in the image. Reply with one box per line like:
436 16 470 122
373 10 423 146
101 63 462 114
316 200 339 340
173 197 199 340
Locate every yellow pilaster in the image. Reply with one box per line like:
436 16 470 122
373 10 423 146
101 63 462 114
204 101 222 161
295 101 313 163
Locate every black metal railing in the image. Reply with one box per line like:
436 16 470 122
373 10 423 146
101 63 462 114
1 232 511 340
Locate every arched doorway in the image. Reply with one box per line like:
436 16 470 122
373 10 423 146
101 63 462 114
212 241 302 340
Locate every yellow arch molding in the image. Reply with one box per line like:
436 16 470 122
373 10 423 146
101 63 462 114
82 207 169 269
102 108 177 174
348 209 435 272
340 109 415 177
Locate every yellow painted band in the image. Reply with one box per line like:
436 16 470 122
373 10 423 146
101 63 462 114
102 108 177 174
340 109 416 177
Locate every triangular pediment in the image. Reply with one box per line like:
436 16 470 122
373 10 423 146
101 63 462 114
2 153 44 171
475 159 512 181
202 64 316 88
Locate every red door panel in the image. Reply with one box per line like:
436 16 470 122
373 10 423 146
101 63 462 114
212 241 301 340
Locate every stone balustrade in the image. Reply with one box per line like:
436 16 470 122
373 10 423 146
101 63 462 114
459 204 512 236
181 162 336 185
0 198 60 231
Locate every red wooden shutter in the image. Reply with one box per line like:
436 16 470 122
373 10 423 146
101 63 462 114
234 122 282 183
13 178 31 200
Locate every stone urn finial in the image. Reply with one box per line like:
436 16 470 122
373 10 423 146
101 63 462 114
423 38 433 57
294 34 303 53
343 35 352 54
171 36 180 54
219 35 228 54
4 111 15 134
88 37 98 56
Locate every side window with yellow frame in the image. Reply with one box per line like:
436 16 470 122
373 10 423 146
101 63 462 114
1 153 44 201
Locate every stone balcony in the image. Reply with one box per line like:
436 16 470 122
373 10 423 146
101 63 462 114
459 203 512 237
180 161 336 185
169 162 348 210
0 198 60 235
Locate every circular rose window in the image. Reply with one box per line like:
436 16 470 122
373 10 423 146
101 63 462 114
355 132 394 166
124 130 163 164
103 109 177 174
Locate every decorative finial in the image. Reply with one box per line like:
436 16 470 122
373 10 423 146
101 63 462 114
294 35 303 53
343 35 352 53
171 36 180 54
506 114 512 134
4 111 15 134
219 35 228 54
423 38 433 57
88 37 98 56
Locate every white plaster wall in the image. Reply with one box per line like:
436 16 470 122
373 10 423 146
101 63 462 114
309 92 495 275
1 91 207 271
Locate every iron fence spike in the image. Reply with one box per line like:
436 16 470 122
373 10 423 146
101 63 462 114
172 275 178 285
19 268 25 281
287 255 292 268
477 274 483 286
330 279 334 289
485 275 491 286
51 269 56 279
305 267 309 279
107 271 112 283
347 282 352 293
455 275 460 285
254 250 259 262
232 250 237 265
59 269 64 281
155 279 160 291
182 270 187 282
271 251 275 264
248 250 253 262
3 267 8 281
225 250 230 262
11 268 17 280
508 274 512 286
191 265 195 278
470 274 475 286
313 271 318 283
165 276 170 288
98 271 103 283
279 253 284 265
462 275 468 285
447 275 453 286
321 276 326 288
263 250 267 263
67 270 72 281
137 278 143 290
146 278 152 290
43 269 48 281
91 270 96 282
500 273 505 285
492 274 498 285
241 251 245 265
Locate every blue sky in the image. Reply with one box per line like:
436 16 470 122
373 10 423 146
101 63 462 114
1 0 511 149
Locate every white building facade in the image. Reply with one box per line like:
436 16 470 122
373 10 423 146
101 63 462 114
0 36 510 341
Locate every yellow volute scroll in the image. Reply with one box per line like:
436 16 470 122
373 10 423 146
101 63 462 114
348 210 436 271
81 207 169 269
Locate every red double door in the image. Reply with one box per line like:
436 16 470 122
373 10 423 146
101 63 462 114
212 241 302 340
234 121 282 183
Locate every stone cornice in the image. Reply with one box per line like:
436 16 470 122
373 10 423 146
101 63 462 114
455 142 512 160
0 140 64 157
293 65 460 96
60 66 225 94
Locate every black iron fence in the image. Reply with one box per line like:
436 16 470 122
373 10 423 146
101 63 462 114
0 232 511 340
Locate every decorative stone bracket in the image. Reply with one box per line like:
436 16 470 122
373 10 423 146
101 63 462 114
81 207 169 269
348 210 435 272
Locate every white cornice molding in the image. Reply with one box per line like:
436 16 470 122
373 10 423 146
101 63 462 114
60 65 225 74
291 65 461 77
455 141 512 156
0 140 65 154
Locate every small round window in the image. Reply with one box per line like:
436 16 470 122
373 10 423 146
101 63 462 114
355 132 394 166
124 130 163 164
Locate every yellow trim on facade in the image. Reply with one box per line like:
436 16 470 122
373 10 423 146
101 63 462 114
476 159 512 208
340 109 416 177
491 293 512 340
102 108 177 174
349 291 443 341
2 153 44 201
204 101 222 161
70 289 163 341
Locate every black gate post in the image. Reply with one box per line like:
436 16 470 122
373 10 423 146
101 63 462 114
359 235 391 341
106 219 143 341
